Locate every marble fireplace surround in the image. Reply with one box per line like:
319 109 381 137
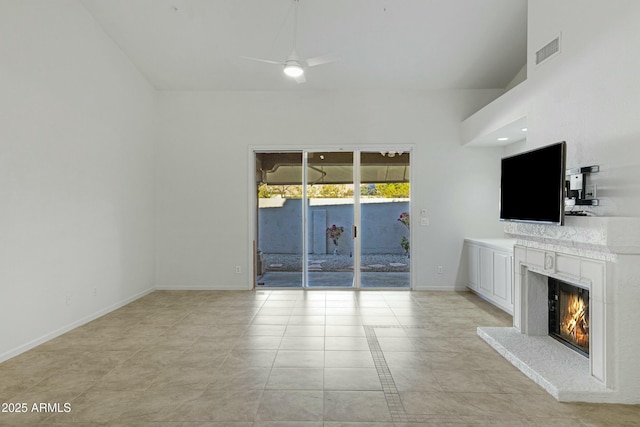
478 217 640 404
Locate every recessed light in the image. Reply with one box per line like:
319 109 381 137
521 128 528 132
497 137 509 141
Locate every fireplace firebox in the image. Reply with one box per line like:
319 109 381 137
548 278 590 357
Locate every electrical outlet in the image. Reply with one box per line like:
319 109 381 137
66 295 72 306
437 266 443 274
92 288 97 297
235 266 242 274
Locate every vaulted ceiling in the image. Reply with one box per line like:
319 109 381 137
81 0 527 91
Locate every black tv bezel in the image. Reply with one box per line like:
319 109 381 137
499 141 566 226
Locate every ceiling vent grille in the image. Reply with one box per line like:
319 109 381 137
536 35 561 65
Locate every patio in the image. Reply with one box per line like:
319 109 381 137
258 253 410 288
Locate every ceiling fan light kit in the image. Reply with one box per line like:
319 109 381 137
283 61 304 77
242 0 337 84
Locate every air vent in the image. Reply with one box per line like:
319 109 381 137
536 35 561 65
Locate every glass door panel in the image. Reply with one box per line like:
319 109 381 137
306 152 354 288
359 152 411 288
255 152 303 287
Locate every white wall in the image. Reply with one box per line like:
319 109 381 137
525 0 640 216
0 0 157 361
156 90 506 291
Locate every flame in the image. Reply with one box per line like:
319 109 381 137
559 291 589 349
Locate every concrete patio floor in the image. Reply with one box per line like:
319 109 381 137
257 271 410 288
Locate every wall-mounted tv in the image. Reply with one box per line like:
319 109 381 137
499 141 566 225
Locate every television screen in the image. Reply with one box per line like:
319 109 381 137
500 141 566 225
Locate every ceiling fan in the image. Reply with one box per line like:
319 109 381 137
242 0 338 83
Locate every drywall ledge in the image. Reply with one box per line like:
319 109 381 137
461 80 531 147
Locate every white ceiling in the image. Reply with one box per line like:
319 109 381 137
81 0 527 91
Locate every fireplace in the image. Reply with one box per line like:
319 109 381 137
548 278 589 357
477 217 640 403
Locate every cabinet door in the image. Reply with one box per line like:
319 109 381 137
479 247 493 293
467 244 479 290
492 251 510 302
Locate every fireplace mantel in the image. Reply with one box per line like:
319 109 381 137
503 216 640 259
479 216 640 404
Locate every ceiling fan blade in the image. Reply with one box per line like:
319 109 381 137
240 56 282 66
305 53 339 67
294 74 306 84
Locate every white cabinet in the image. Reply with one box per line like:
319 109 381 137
465 238 515 314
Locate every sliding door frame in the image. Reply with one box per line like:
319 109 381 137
249 145 414 290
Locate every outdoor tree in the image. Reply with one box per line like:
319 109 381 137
258 184 302 198
358 183 411 198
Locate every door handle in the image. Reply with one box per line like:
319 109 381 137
352 225 357 238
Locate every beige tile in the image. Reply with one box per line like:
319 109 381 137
324 391 392 422
361 316 399 326
284 325 325 336
380 351 425 369
179 389 263 422
509 392 590 419
324 351 374 368
273 350 324 368
2 290 637 426
432 369 503 393
254 422 323 427
92 363 161 391
419 351 482 371
255 390 323 421
258 307 295 316
219 349 277 369
376 336 417 352
325 315 362 325
266 368 324 390
244 324 287 336
147 365 214 390
324 423 395 427
279 336 325 350
388 367 443 392
115 385 203 423
372 327 407 337
65 390 141 423
325 325 366 336
208 367 270 390
288 315 325 325
252 315 290 325
410 336 461 352
291 307 326 316
324 368 382 390
358 308 395 316
324 336 369 351
233 335 282 350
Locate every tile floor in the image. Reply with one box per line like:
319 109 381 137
1 290 639 426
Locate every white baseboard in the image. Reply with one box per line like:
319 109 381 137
413 284 462 291
155 284 253 291
0 287 155 364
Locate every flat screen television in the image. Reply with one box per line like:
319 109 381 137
500 141 566 225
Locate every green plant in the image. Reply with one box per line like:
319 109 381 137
398 212 410 255
401 236 410 255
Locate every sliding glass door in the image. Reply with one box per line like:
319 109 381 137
306 152 354 287
359 152 411 288
255 149 410 289
255 152 304 287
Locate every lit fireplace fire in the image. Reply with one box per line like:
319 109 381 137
559 291 589 350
